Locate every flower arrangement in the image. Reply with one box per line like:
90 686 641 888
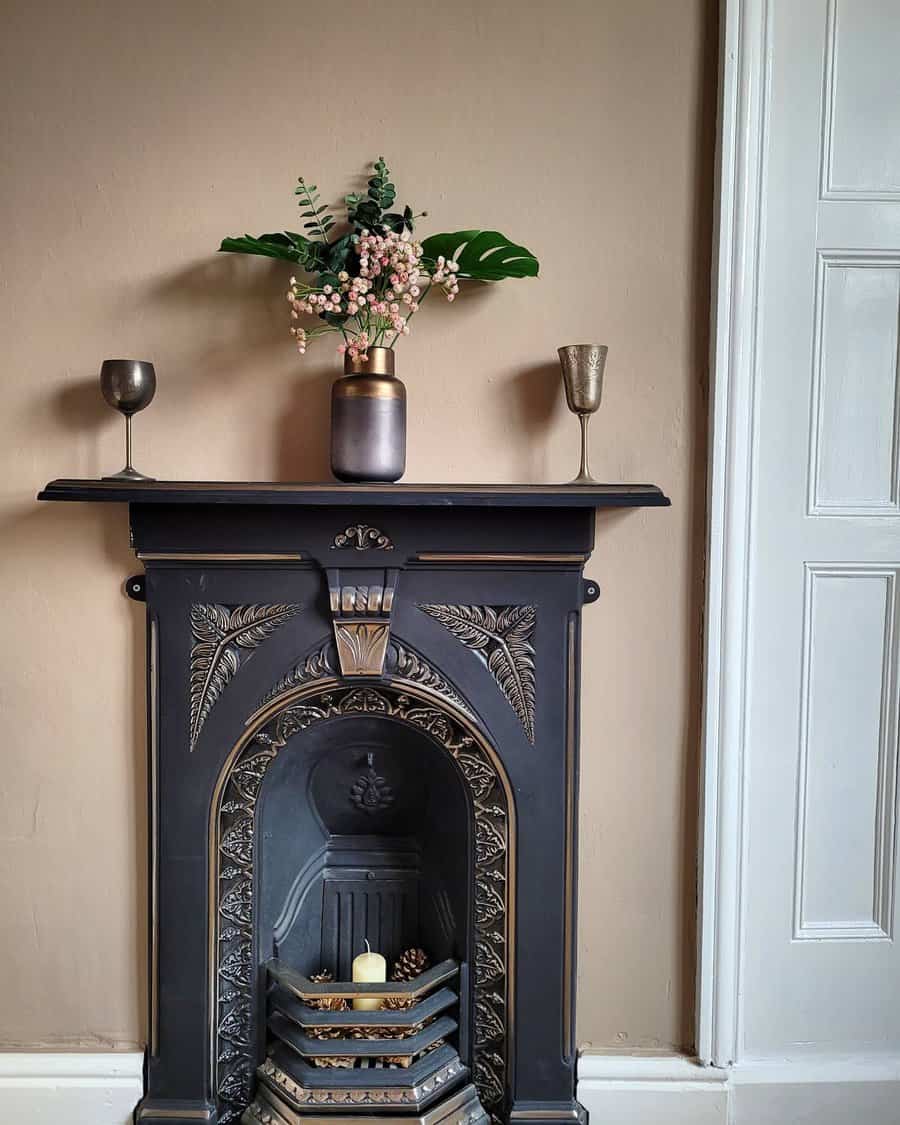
220 157 539 363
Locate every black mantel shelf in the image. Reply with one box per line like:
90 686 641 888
38 478 670 508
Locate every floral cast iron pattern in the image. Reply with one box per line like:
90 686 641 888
418 604 536 743
350 763 395 814
189 604 300 751
257 1054 466 1109
259 637 472 718
213 684 510 1125
330 524 395 551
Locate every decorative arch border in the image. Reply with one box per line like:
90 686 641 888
206 657 516 1125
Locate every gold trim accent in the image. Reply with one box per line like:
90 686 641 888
138 552 304 562
416 553 587 564
343 345 396 377
511 1111 583 1120
149 617 160 1057
563 616 577 1063
207 679 516 1119
333 620 391 676
136 1110 214 1121
335 376 404 399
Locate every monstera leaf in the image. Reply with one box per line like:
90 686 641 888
420 230 539 281
219 231 317 267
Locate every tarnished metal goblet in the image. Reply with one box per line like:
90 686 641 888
558 343 608 485
100 359 157 481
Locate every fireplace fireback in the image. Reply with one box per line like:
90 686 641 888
38 480 669 1125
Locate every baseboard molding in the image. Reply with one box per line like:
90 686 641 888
2 1049 897 1125
0 1052 145 1124
577 1052 900 1125
577 1053 727 1125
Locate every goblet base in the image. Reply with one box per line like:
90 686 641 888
103 466 156 482
567 471 603 485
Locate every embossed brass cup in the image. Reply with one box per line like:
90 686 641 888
558 344 607 485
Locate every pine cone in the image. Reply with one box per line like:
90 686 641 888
391 948 430 982
384 996 415 1011
384 948 430 1010
308 969 349 1013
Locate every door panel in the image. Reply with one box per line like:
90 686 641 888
743 0 900 1055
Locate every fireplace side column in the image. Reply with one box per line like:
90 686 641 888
507 602 588 1125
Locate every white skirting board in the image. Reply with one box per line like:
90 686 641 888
577 1054 728 1125
577 1053 900 1125
0 1052 145 1124
2 1050 899 1124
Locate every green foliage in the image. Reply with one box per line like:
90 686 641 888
420 230 540 281
218 231 314 266
383 205 415 235
367 156 396 211
219 154 398 273
294 177 336 241
217 160 540 352
346 155 398 229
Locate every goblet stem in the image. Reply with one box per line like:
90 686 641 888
570 413 599 485
103 414 155 481
125 414 134 473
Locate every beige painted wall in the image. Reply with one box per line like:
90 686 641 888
0 0 713 1051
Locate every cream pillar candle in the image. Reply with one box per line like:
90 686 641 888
351 939 386 1011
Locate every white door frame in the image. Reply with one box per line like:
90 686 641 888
697 0 770 1068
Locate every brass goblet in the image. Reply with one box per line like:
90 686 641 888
100 359 157 481
558 343 608 485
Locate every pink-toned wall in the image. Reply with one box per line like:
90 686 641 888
0 0 714 1052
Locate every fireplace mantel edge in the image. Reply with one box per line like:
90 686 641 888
38 479 670 509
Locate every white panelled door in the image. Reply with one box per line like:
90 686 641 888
743 0 900 1056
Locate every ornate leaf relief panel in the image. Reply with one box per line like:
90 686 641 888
259 636 474 719
189 604 300 750
212 684 511 1125
330 523 395 551
418 604 536 743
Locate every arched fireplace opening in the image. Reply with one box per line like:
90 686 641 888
211 681 513 1125
259 715 471 982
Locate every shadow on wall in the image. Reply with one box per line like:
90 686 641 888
507 362 565 481
149 253 287 384
276 364 333 480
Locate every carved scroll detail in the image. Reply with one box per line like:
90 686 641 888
418 604 536 742
189 604 300 750
331 524 395 551
213 684 509 1123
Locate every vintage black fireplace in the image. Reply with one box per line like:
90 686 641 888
39 480 668 1125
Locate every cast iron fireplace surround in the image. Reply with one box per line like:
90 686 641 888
39 480 669 1125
